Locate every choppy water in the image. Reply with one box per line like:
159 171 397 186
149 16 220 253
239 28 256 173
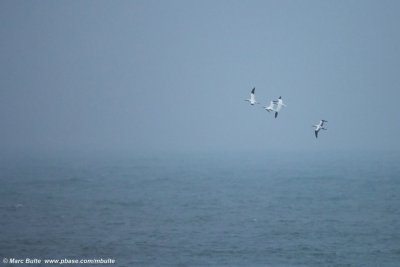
1 151 400 266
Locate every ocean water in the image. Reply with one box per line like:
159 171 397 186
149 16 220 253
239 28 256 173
1 151 399 266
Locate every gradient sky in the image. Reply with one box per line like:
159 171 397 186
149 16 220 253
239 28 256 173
1 0 400 154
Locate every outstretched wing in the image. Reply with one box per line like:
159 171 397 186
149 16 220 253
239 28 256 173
265 101 276 111
250 93 255 103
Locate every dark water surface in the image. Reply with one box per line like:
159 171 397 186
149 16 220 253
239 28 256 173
1 151 399 266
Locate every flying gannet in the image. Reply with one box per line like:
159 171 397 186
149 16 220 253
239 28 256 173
273 96 286 118
244 87 259 105
264 96 286 118
313 120 328 138
264 100 277 113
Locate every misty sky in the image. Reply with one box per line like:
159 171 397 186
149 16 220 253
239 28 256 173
1 0 400 154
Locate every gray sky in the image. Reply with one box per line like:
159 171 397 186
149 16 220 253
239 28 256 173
1 0 399 154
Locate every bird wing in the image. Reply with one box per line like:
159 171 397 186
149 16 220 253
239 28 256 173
250 93 255 103
265 101 274 109
264 103 272 111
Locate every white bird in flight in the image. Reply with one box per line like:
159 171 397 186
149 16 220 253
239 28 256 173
274 96 286 118
313 120 328 138
264 100 277 113
244 87 259 105
264 96 286 118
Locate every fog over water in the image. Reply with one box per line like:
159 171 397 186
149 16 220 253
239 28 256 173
1 0 400 155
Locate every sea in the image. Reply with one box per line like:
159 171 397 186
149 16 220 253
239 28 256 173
1 150 399 266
